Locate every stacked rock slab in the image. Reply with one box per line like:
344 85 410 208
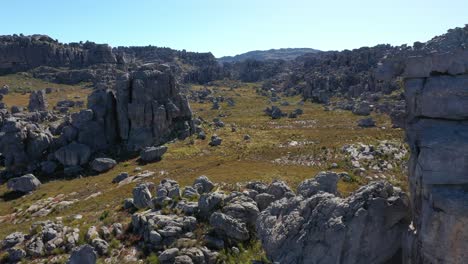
115 64 193 150
403 49 468 263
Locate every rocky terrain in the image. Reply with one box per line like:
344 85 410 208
0 25 466 263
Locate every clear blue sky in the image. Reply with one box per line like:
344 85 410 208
3 0 467 57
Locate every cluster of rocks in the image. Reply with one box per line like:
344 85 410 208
0 64 193 180
0 219 124 263
264 106 303 119
342 141 408 173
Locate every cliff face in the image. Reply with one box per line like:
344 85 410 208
403 49 468 263
0 35 116 74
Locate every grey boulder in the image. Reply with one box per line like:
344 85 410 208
67 244 97 264
7 174 41 193
91 158 117 172
140 145 168 162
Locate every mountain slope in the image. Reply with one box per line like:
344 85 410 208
218 48 321 63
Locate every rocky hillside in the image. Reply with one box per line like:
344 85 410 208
217 48 320 63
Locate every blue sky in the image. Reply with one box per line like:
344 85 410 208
3 0 467 57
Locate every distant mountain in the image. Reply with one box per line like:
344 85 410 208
218 48 321 63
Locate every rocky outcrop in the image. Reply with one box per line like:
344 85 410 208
256 176 409 264
403 49 468 263
115 64 193 150
0 35 116 75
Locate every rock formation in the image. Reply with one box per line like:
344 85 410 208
403 49 468 263
256 178 409 264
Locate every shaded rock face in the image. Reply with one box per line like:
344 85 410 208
256 180 409 264
403 49 468 264
115 65 193 150
7 174 41 193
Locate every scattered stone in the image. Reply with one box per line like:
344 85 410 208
209 135 222 146
91 158 116 172
358 117 376 127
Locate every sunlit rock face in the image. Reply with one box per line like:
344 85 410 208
403 49 468 264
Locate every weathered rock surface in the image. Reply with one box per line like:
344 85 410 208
90 157 116 172
28 90 48 112
257 180 409 264
140 145 168 162
7 174 41 193
403 48 468 264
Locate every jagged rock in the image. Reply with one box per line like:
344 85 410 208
140 145 168 162
223 193 259 227
255 193 276 211
55 142 91 167
198 192 225 218
28 90 48 112
209 212 249 242
204 235 225 250
67 244 97 264
352 101 371 116
403 49 468 263
267 180 294 200
265 106 284 119
90 157 116 172
25 236 44 257
7 174 41 193
182 186 199 199
296 171 340 197
156 179 180 200
159 248 179 262
123 198 135 210
40 161 57 174
91 238 109 256
257 181 409 264
132 183 153 209
2 232 25 249
193 175 214 194
208 135 222 146
358 117 376 127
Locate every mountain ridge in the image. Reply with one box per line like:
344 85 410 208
218 47 321 62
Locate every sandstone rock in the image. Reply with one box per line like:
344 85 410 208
193 175 214 194
296 171 340 197
91 158 116 172
140 145 168 162
7 174 41 193
257 181 409 264
210 212 249 242
132 183 153 209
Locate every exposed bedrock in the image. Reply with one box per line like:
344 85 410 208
403 49 468 264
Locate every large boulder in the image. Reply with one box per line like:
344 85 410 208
296 171 340 197
132 182 153 209
90 158 116 172
257 181 409 264
210 212 250 242
140 145 168 162
7 174 41 193
67 244 97 264
28 90 48 112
